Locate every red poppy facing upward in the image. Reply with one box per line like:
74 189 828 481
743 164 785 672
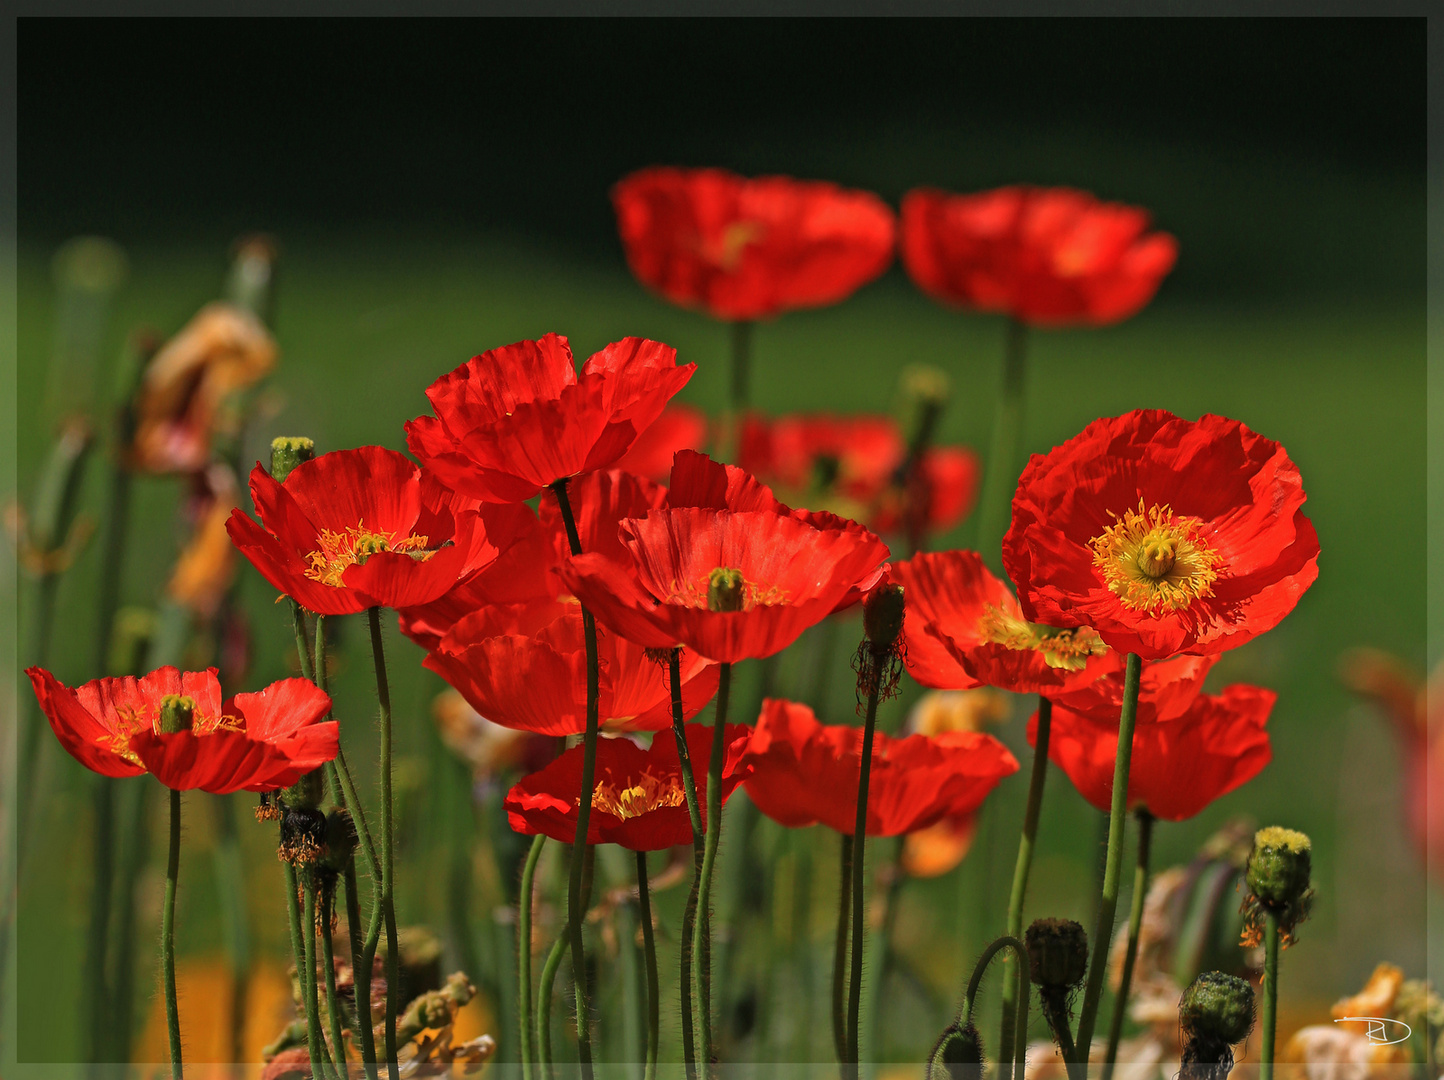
505 724 754 850
891 549 1117 696
27 665 336 793
613 167 896 321
1003 410 1320 660
900 185 1177 326
742 699 1018 836
1031 685 1274 822
226 445 505 616
405 333 695 504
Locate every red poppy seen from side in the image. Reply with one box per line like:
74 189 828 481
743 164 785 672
1003 410 1319 660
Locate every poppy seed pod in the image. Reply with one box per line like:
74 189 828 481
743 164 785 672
322 808 358 870
269 436 315 482
864 583 906 652
708 567 746 613
281 768 325 813
1180 971 1256 1048
158 694 195 733
1246 827 1312 910
927 1019 984 1080
1026 917 1089 993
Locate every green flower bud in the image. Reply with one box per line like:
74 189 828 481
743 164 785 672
707 567 746 613
1026 917 1089 992
927 1020 984 1080
270 436 315 483
863 583 906 651
1246 827 1312 909
1180 971 1256 1047
158 694 196 733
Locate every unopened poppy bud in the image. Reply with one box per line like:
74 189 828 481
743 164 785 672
901 364 951 408
927 1019 984 1080
270 436 315 483
1246 826 1312 909
1026 917 1089 992
158 694 195 733
863 583 906 651
1180 971 1255 1047
708 567 746 613
322 808 358 869
281 768 325 812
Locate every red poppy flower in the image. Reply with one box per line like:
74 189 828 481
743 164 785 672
1051 653 1217 725
900 185 1178 326
26 665 336 793
404 333 695 504
226 445 508 616
613 403 710 483
505 724 754 850
891 549 1118 696
741 699 1017 836
613 167 896 321
558 468 891 663
1030 685 1274 821
737 412 980 539
1003 410 1320 660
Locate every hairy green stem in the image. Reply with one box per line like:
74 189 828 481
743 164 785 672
832 833 854 1066
321 889 348 1078
692 661 733 1071
537 935 566 1078
845 662 883 1073
162 788 183 1080
958 935 1031 1073
365 606 401 1080
344 859 379 1080
519 834 546 1080
668 648 705 1076
1102 810 1154 1079
999 697 1053 1080
302 870 329 1080
1261 911 1280 1080
1075 652 1144 1058
637 850 660 1080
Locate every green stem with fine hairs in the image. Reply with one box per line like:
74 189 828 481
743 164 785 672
949 935 1031 1076
1074 652 1144 1059
343 859 379 1080
637 850 660 1080
999 697 1054 1080
832 833 853 1066
668 648 706 1074
537 934 566 1078
550 478 599 1080
1260 911 1280 1080
320 888 348 1079
365 607 401 1080
162 788 183 1080
691 661 733 1072
1102 810 1154 1080
974 318 1028 571
845 659 884 1074
519 834 546 1080
302 870 330 1080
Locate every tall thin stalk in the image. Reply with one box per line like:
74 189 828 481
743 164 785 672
1260 913 1280 1080
845 664 884 1073
1102 810 1154 1079
1074 653 1144 1057
637 851 660 1080
832 833 853 1065
668 649 705 1076
519 834 546 1080
537 935 566 1079
321 889 349 1079
365 606 402 1080
999 697 1053 1080
162 788 183 1080
691 661 733 1071
302 870 330 1080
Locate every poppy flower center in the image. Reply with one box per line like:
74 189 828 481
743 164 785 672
699 221 764 271
1090 500 1222 615
664 568 788 611
977 604 1108 671
590 770 687 820
305 522 435 588
101 700 246 764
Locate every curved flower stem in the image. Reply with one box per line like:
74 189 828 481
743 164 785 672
1260 911 1280 1080
551 478 600 1079
1102 810 1154 1080
832 833 854 1066
162 787 183 1080
637 850 660 1080
999 696 1053 1080
321 889 349 1079
957 935 1031 1072
537 934 566 1078
692 661 733 1072
519 834 546 1080
974 318 1027 571
845 663 884 1073
1075 652 1144 1058
343 859 379 1080
293 601 315 682
365 606 401 1080
668 649 705 1075
302 870 331 1080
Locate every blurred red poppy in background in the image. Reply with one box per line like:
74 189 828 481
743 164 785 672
405 333 695 503
226 445 502 616
742 698 1017 836
27 665 336 793
900 185 1177 325
891 549 1117 695
613 167 896 321
1003 410 1320 660
505 724 754 850
612 403 711 483
1031 684 1274 821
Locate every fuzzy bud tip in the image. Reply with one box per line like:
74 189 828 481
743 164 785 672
1026 917 1089 992
1180 971 1256 1047
1247 826 1312 908
270 437 315 483
158 694 196 733
707 567 746 613
863 583 906 650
